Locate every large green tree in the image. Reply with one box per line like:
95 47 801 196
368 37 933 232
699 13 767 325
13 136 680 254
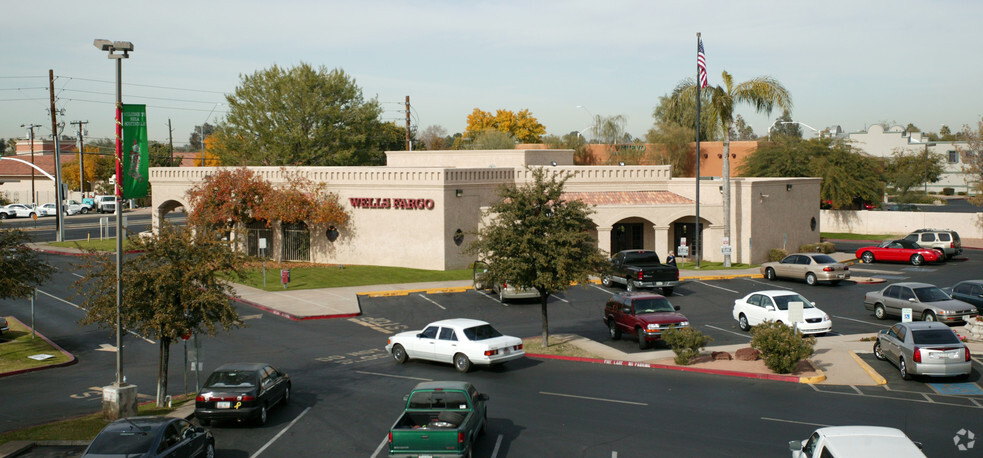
466 168 608 347
883 148 947 201
0 229 54 300
652 93 717 141
667 70 792 266
75 223 246 406
212 63 387 166
646 123 695 177
770 109 801 139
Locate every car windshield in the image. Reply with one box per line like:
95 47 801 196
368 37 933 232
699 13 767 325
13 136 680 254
912 329 961 345
913 287 950 302
624 252 661 264
772 294 815 310
463 324 503 341
86 428 155 454
204 370 257 388
811 255 836 264
407 391 469 409
633 298 675 314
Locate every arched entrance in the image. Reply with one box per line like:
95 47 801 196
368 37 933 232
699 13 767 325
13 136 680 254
610 217 653 253
671 217 709 260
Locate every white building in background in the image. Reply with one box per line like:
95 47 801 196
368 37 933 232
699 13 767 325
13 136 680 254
148 149 822 270
847 124 975 195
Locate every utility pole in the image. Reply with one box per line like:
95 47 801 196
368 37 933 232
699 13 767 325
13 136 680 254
72 120 88 193
20 123 42 202
405 95 411 151
167 119 174 166
49 69 65 242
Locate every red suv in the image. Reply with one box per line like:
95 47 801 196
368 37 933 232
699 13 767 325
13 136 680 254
604 292 690 349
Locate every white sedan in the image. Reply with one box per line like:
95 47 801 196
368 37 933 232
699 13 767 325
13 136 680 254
39 203 81 216
0 204 40 219
732 290 832 335
386 318 525 372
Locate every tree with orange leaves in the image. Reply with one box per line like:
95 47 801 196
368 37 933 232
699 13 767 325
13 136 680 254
465 108 546 143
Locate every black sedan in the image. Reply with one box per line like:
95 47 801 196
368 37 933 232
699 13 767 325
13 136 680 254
948 280 983 313
195 362 291 426
82 416 213 457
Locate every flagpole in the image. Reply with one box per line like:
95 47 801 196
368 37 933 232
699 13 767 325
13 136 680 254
694 32 702 268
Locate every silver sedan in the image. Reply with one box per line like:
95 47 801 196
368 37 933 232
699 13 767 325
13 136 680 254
874 321 972 380
864 282 978 323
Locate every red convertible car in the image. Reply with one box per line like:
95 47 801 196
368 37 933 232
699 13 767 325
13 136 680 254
856 239 942 266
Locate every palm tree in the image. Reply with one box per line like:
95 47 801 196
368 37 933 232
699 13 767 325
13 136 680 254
668 71 792 266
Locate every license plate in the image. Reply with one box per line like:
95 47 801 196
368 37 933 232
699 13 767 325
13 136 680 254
420 455 433 458
947 351 960 359
502 348 509 354
216 401 230 409
837 274 844 278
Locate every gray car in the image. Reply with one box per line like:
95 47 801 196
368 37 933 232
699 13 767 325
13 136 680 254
863 282 978 323
947 280 983 313
874 321 972 380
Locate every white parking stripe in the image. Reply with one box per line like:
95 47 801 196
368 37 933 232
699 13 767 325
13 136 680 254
415 293 446 310
491 434 504 458
354 371 431 382
744 278 792 289
540 391 647 406
550 294 569 303
693 281 738 293
35 289 155 344
704 324 750 339
831 315 891 327
371 435 389 458
761 417 831 428
251 406 311 458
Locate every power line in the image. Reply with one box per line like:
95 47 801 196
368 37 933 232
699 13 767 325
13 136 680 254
57 76 227 94
58 88 224 105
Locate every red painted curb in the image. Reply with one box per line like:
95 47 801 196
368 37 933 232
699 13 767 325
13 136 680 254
525 352 801 382
0 316 78 379
228 296 360 321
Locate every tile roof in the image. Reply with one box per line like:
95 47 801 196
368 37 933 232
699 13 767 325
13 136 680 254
562 190 693 206
0 154 77 177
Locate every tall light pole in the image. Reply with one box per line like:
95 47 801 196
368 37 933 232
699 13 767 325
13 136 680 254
93 39 135 419
20 124 42 202
576 105 594 141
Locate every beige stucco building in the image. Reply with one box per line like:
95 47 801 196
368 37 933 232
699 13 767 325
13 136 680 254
148 149 822 270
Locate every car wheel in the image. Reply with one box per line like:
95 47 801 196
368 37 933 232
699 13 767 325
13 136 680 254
392 344 408 364
205 441 215 458
454 353 472 373
608 320 621 340
765 268 776 281
923 311 937 322
874 304 887 320
662 286 673 296
899 357 911 381
806 273 817 286
601 276 611 287
738 314 750 332
873 341 886 361
626 279 636 292
256 404 268 426
910 254 923 266
282 385 290 405
80 207 89 214
636 328 648 350
861 251 874 263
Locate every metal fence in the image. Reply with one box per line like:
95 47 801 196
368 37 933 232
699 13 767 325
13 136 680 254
246 228 274 258
282 228 311 262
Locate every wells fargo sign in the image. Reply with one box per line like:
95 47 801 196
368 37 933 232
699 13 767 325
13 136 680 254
348 197 435 210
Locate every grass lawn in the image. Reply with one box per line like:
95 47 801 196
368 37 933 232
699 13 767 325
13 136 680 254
230 263 474 291
48 238 133 251
821 232 900 241
0 395 194 446
0 318 72 373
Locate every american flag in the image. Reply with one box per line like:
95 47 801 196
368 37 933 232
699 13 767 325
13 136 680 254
698 39 708 88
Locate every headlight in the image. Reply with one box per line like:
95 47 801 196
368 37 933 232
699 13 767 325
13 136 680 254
646 324 660 330
938 310 950 314
679 321 690 327
823 314 830 321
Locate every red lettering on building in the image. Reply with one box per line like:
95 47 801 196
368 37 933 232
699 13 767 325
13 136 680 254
349 197 435 210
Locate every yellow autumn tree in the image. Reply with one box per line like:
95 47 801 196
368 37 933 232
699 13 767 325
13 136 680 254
465 108 546 143
62 147 116 192
192 135 222 166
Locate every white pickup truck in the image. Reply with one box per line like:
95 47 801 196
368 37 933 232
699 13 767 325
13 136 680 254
92 195 118 214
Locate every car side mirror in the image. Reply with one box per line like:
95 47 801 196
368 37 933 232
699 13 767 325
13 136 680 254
789 440 803 452
476 393 489 401
878 329 888 335
674 305 680 311
622 307 631 313
403 395 409 402
417 333 424 338
811 302 816 306
765 305 775 312
908 298 916 303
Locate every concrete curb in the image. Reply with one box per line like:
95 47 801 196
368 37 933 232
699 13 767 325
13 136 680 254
849 350 888 385
0 316 78 379
525 352 823 383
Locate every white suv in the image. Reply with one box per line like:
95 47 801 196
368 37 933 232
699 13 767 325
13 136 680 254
903 229 962 260
93 195 118 214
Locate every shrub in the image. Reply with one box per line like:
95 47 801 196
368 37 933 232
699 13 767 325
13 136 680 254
662 326 713 365
942 187 955 196
798 242 835 254
958 191 967 196
749 321 815 374
768 248 788 262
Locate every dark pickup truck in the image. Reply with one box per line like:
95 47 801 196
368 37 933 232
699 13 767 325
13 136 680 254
601 250 680 295
388 381 488 458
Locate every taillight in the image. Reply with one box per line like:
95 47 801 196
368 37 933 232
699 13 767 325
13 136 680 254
238 395 256 402
913 347 921 363
195 395 205 402
484 349 499 356
514 344 523 350
502 282 508 288
636 271 643 280
458 431 465 444
389 432 393 443
823 267 834 272
951 242 955 248
967 346 972 362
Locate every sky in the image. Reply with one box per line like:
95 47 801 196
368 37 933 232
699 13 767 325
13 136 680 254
2 0 981 148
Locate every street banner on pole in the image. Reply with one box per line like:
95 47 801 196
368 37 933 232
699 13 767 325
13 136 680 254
121 104 149 198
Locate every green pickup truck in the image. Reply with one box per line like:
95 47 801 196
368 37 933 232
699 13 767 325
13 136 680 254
388 381 489 458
